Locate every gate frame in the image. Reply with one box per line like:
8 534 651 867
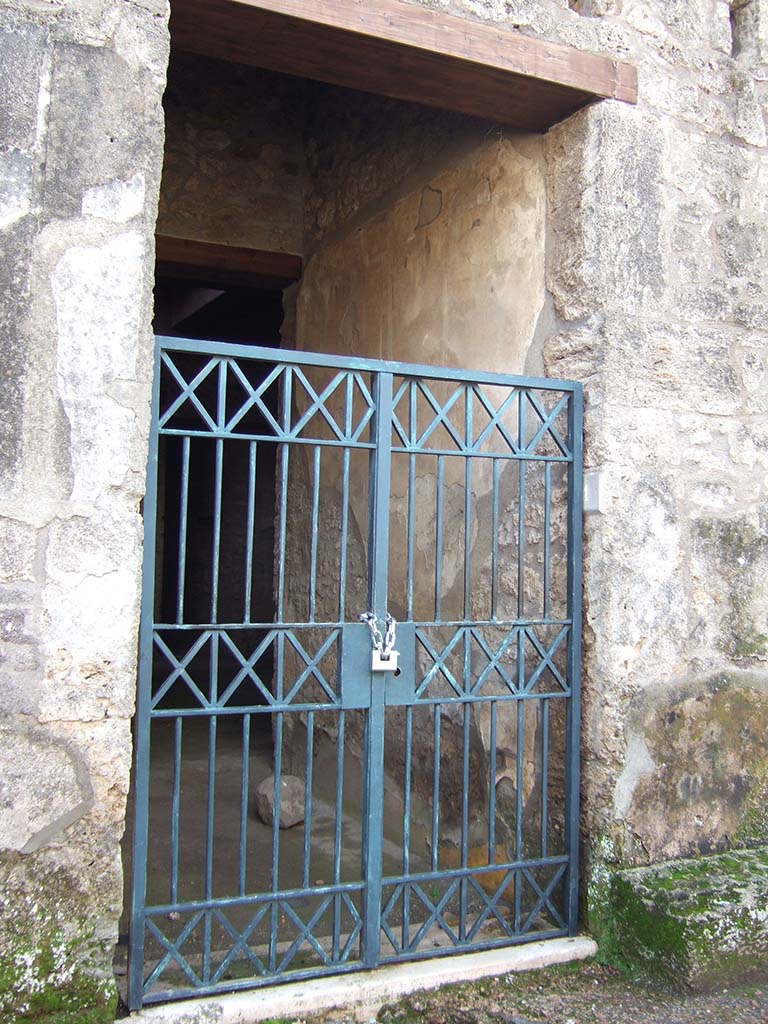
128 336 583 1009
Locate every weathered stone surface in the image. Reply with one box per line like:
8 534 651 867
607 846 768 991
254 774 306 829
0 518 37 582
0 17 47 151
158 53 305 252
0 0 168 1017
0 722 93 854
1 0 768 1009
615 672 768 862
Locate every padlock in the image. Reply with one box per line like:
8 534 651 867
371 648 399 672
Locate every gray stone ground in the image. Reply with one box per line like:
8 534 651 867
308 961 768 1024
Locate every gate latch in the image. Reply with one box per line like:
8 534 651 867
359 612 399 673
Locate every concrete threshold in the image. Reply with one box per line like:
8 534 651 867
128 935 597 1023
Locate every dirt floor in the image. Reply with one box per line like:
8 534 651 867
309 960 768 1024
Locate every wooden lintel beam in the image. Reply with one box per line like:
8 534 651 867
169 0 637 133
156 236 303 290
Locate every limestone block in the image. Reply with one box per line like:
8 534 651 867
0 215 36 496
254 774 306 829
0 18 47 151
547 104 666 320
0 722 93 854
616 672 768 862
608 846 768 990
51 231 144 501
42 42 150 218
716 214 767 278
600 319 742 415
0 518 37 582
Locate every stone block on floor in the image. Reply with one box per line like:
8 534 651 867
608 845 768 991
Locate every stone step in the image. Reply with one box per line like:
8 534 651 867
608 845 768 991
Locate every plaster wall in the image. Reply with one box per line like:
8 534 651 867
296 133 546 372
0 0 168 1017
287 110 558 854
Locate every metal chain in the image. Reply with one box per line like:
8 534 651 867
359 611 397 654
383 613 397 654
359 611 384 652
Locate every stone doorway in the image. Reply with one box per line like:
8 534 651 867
126 334 582 1007
122 44 579 1010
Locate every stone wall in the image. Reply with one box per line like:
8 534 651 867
397 0 768 876
2 0 768 1012
157 53 305 253
0 0 168 1018
294 0 768 882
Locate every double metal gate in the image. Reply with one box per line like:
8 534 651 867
129 337 583 1008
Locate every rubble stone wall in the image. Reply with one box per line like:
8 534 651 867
0 0 168 1017
2 0 768 1013
157 53 306 253
403 0 768 873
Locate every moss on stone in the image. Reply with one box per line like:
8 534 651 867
734 758 768 847
0 909 117 1023
600 846 768 991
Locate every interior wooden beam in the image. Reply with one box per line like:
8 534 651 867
156 236 303 290
169 0 637 132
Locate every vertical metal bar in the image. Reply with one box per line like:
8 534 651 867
269 711 284 972
170 716 182 904
403 707 413 875
344 368 354 439
309 445 321 622
129 339 162 1011
276 366 292 624
460 700 470 941
176 436 190 624
463 389 473 620
406 378 417 621
488 701 496 864
541 699 549 859
463 457 472 620
491 457 500 621
406 453 416 620
517 627 525 693
514 698 524 933
203 714 217 983
517 396 526 621
210 437 223 623
217 358 227 426
339 373 354 620
276 444 289 624
543 462 551 621
435 455 445 620
565 386 584 935
339 448 350 622
409 378 417 445
239 714 251 897
362 370 393 967
244 441 257 623
431 704 441 872
402 706 413 951
332 710 345 961
303 711 315 890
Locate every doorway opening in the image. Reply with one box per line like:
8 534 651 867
122 45 582 1010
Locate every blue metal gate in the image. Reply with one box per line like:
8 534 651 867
129 337 583 1008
